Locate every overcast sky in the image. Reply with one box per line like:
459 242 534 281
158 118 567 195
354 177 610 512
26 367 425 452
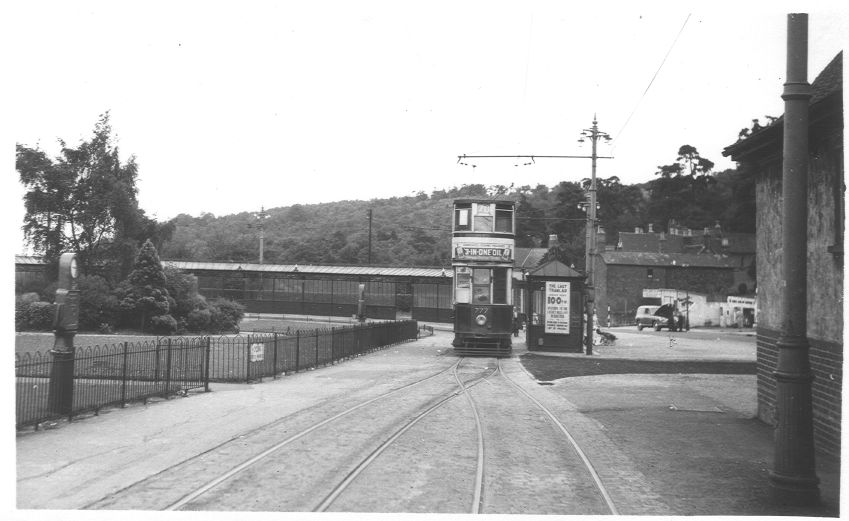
5 1 847 252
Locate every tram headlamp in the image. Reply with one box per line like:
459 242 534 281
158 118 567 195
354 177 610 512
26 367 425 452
475 314 487 326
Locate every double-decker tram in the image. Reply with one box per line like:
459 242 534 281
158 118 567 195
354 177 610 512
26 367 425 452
451 198 516 356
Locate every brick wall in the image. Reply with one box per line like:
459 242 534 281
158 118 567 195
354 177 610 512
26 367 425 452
599 263 734 326
756 327 842 458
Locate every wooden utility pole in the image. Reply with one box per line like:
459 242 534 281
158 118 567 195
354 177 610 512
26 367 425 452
255 206 269 264
578 116 611 355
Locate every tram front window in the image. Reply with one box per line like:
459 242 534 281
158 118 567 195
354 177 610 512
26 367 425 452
472 268 491 303
474 203 493 232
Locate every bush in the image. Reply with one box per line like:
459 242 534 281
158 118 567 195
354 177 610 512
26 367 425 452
164 267 199 320
149 314 178 334
186 308 212 332
208 298 245 333
15 301 55 331
78 275 119 330
18 292 41 305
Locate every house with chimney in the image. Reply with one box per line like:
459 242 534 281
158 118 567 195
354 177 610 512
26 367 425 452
593 222 755 327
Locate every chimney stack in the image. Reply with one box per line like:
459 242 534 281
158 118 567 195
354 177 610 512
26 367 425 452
648 223 654 233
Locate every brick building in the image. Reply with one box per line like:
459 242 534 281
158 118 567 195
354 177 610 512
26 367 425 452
594 224 755 327
722 52 843 457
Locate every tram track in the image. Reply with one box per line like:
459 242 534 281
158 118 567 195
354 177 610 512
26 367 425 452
492 358 619 515
87 357 495 512
86 353 618 514
313 358 495 512
86 359 463 511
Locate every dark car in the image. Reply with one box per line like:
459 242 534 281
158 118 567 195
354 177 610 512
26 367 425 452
636 304 681 331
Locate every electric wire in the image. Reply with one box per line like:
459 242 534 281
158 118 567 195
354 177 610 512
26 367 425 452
610 13 692 155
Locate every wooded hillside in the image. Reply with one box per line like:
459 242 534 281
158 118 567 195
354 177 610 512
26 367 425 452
160 162 755 271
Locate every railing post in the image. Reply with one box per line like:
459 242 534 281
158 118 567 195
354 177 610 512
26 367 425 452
273 332 279 378
154 339 161 383
121 341 129 407
331 327 335 364
296 330 301 372
204 337 211 392
246 334 251 383
164 338 172 398
315 330 320 368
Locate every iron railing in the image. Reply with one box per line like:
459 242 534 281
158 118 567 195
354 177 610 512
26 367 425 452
15 337 210 429
207 320 420 382
16 320 419 429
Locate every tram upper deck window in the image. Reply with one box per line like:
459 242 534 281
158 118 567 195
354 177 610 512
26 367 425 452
473 203 493 232
454 203 471 231
495 204 514 233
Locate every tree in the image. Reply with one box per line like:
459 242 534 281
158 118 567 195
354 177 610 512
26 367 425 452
117 239 172 332
17 112 159 282
647 145 717 229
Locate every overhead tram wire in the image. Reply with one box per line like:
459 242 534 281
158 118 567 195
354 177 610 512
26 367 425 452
610 13 692 155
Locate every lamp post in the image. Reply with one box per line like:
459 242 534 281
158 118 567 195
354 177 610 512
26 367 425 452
578 115 611 355
770 13 819 504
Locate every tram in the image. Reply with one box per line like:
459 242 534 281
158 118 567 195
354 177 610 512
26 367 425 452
451 198 516 356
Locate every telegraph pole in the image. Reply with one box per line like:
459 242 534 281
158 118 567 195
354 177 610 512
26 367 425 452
367 208 373 265
255 206 269 264
578 116 611 355
457 116 613 353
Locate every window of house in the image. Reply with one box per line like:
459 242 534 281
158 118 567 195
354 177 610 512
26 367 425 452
647 268 654 280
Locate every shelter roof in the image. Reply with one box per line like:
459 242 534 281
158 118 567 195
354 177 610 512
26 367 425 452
163 260 451 278
514 247 548 269
724 51 842 160
528 260 584 278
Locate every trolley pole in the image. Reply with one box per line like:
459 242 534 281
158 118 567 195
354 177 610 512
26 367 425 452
458 117 613 353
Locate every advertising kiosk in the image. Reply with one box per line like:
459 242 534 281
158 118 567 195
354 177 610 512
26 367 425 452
525 260 585 352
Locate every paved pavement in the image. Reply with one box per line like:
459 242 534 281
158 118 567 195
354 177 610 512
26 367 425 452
12 325 840 517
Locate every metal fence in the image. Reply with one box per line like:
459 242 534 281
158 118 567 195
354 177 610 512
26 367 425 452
207 320 420 382
15 320 419 429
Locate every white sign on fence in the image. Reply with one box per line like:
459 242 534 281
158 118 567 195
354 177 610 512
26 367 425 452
250 343 265 362
544 281 571 334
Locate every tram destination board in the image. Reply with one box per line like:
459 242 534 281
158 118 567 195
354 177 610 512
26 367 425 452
544 281 570 334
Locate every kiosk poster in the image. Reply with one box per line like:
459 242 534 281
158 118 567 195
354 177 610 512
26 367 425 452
544 281 571 334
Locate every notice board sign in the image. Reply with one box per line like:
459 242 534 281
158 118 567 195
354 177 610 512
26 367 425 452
250 343 265 362
544 281 571 334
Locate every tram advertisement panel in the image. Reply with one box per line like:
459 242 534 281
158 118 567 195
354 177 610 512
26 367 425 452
452 237 513 262
544 281 570 334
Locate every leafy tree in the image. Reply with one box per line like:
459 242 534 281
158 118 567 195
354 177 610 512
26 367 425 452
647 145 717 230
116 239 172 331
17 112 163 282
